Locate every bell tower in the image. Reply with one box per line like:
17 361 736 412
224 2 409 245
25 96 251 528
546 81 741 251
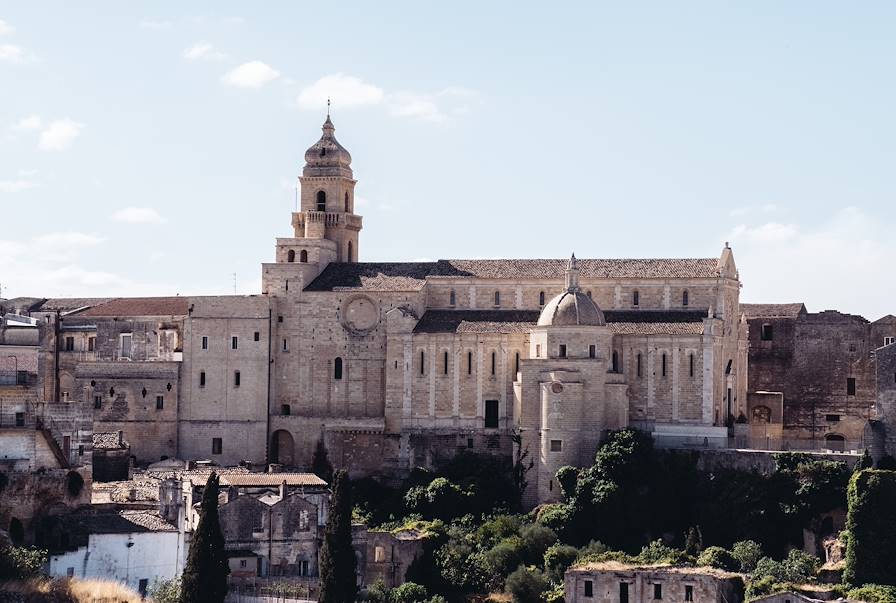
292 112 362 263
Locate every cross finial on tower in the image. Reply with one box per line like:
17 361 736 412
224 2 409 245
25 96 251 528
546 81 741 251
327 97 331 118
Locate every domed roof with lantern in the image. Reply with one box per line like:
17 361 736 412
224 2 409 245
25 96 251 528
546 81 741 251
537 254 606 327
303 107 353 178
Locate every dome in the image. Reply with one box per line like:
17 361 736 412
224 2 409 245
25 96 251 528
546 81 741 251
303 115 352 177
537 290 606 327
536 253 606 327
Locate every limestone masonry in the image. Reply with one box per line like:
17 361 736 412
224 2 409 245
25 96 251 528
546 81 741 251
3 115 895 508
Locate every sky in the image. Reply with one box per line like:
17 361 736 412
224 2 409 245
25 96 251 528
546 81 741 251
1 2 895 319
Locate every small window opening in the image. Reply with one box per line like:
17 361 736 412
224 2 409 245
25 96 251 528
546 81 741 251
514 351 520 374
539 291 545 306
584 581 593 598
662 353 667 377
199 371 206 387
685 585 693 602
637 353 642 377
94 395 102 409
443 351 449 375
689 353 695 377
254 331 260 342
449 289 456 306
316 190 326 211
491 351 496 376
633 291 640 307
287 250 295 263
300 249 308 263
589 344 596 359
420 351 425 375
682 290 689 306
494 291 500 306
612 350 619 372
344 191 350 212
559 344 567 358
847 377 856 396
484 399 499 429
156 395 164 410
282 404 291 416
231 336 238 350
467 351 472 375
212 438 222 455
334 357 343 380
234 371 241 387
550 439 562 452
654 584 662 600
761 323 774 341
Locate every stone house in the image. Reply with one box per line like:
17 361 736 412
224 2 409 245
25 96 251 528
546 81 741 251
92 431 130 482
743 304 896 451
874 341 896 459
564 562 744 603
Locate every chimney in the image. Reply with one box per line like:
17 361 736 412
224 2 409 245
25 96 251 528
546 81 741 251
117 430 124 446
279 480 287 499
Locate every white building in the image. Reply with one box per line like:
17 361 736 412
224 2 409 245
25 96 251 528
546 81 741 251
48 509 186 597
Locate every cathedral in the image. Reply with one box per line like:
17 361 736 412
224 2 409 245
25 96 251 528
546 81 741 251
9 115 762 508
260 115 747 506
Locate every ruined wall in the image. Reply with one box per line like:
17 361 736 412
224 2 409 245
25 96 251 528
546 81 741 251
876 344 896 458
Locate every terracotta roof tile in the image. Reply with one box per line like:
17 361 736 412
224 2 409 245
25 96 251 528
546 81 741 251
76 297 189 317
93 432 127 449
608 322 706 335
306 258 722 292
36 298 116 313
220 473 328 487
740 303 807 319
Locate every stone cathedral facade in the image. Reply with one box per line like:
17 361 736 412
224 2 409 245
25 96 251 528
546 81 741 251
260 116 747 506
19 116 751 507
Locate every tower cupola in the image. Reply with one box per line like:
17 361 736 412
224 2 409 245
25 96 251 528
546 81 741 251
303 115 353 178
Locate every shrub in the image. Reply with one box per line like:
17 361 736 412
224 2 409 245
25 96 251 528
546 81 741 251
519 524 557 565
0 546 47 579
505 566 550 603
485 536 525 580
390 582 428 603
637 540 690 565
576 540 609 561
543 543 578 582
555 466 579 500
845 470 896 586
148 578 181 603
66 470 84 497
476 515 523 549
696 546 738 571
731 540 763 572
847 584 896 603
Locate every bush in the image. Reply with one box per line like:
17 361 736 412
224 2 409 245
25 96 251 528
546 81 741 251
731 540 763 572
505 566 550 603
390 582 429 603
66 470 84 497
636 540 690 565
543 543 579 582
847 584 896 603
485 536 525 580
475 514 523 549
751 550 818 584
576 540 609 561
696 546 738 571
0 546 47 579
519 524 557 566
148 578 181 603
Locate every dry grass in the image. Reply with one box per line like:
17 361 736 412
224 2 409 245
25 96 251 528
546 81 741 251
67 578 145 602
0 577 145 602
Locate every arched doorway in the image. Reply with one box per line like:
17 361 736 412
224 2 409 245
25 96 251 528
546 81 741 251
825 433 846 452
271 430 295 466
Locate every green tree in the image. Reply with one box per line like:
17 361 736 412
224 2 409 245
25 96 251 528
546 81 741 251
855 450 874 472
505 566 550 603
844 469 896 586
0 546 47 579
696 546 738 571
543 543 578 582
312 438 334 484
390 582 428 603
319 470 358 603
519 524 557 566
180 472 229 603
149 578 182 603
731 540 763 572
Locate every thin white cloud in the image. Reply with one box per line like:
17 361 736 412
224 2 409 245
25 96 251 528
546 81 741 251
296 74 477 122
0 179 36 193
730 206 896 320
13 114 42 130
111 207 167 225
184 41 226 61
0 43 23 63
296 74 385 110
221 61 280 88
34 232 103 248
0 19 13 35
139 20 173 30
38 119 84 151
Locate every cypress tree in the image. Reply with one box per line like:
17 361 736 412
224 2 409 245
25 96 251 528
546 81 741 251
180 472 229 603
312 438 334 484
319 470 357 603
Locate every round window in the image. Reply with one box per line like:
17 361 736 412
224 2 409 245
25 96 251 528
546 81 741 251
551 382 563 394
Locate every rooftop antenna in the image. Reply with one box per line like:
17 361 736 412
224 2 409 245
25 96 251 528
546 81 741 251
232 272 237 294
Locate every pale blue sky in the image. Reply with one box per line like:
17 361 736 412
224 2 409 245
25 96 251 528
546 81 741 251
1 2 894 319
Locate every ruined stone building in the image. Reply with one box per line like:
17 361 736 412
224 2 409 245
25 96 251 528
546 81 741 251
4 114 896 509
564 562 744 603
742 303 896 451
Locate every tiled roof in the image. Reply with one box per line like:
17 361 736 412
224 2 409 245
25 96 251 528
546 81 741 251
67 510 176 535
305 258 722 291
414 310 540 334
608 322 706 335
76 297 189 317
35 298 115 313
412 309 706 335
93 432 127 450
740 303 807 319
220 473 328 488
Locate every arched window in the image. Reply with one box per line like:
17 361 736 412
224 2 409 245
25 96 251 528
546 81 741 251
334 357 343 380
612 351 619 373
287 250 295 263
825 433 845 452
344 192 350 212
494 291 501 306
316 190 326 211
300 249 308 263
682 290 689 306
587 290 592 299
633 290 640 307
449 289 456 306
539 291 545 306
347 241 353 262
